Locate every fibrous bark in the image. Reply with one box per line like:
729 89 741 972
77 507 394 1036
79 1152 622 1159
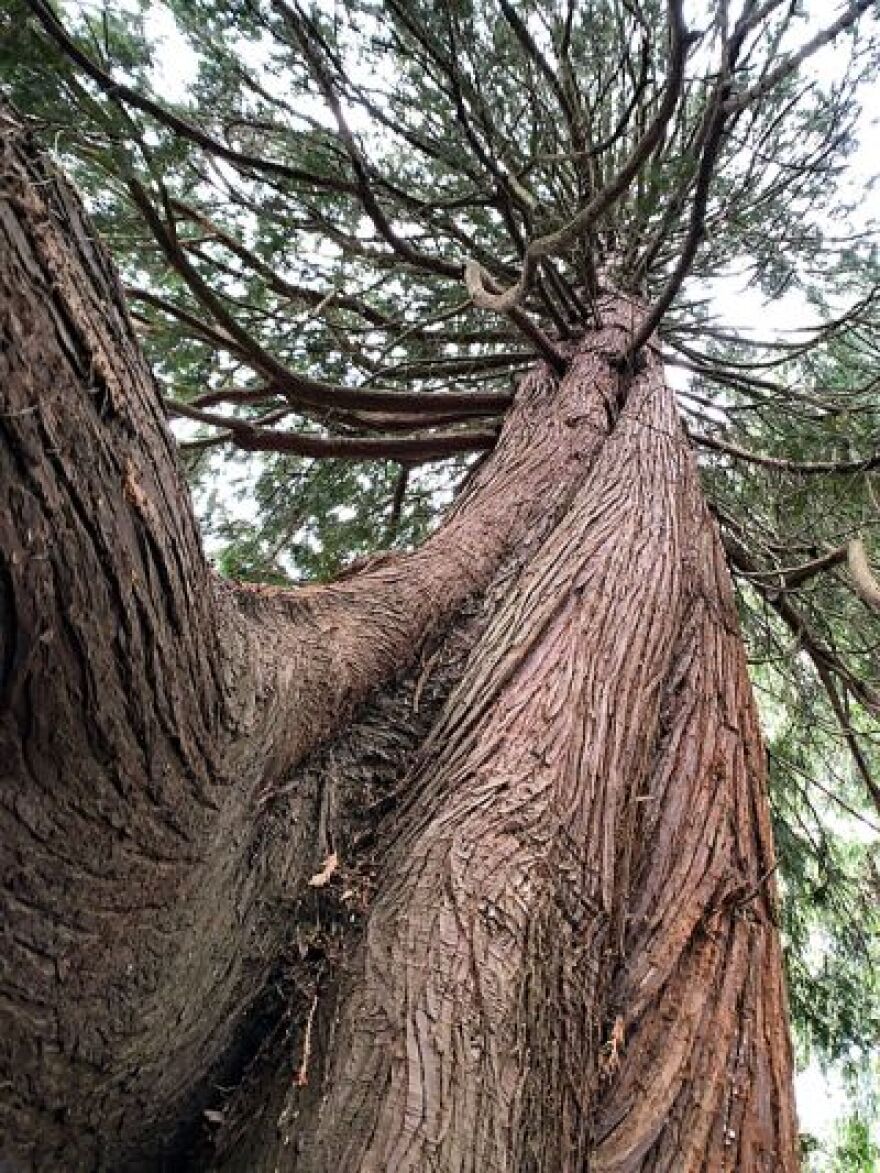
0 111 797 1172
287 319 797 1173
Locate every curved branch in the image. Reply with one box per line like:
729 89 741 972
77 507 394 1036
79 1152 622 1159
464 262 567 373
721 527 880 717
462 1 689 313
167 400 498 461
128 179 514 417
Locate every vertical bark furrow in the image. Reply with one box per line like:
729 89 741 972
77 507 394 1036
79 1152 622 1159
249 335 626 777
0 114 236 1166
273 332 799 1172
1 114 798 1170
0 103 802 1173
590 495 796 1172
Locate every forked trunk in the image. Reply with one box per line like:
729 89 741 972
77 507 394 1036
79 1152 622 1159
0 113 797 1171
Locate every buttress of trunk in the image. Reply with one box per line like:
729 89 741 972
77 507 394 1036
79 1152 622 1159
284 356 798 1170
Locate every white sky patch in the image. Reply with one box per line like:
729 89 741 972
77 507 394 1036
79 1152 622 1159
797 1063 847 1149
331 504 358 523
699 272 816 335
144 7 199 103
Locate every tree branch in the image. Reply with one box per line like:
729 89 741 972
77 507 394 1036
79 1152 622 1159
689 428 880 475
848 537 880 613
127 179 514 417
274 0 463 280
723 0 875 116
25 0 361 194
167 399 498 461
463 0 689 313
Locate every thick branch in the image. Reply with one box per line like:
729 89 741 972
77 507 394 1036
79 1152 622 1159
128 179 514 417
168 399 498 461
848 537 880 613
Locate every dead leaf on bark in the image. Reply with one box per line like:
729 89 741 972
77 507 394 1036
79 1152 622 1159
599 1014 626 1078
308 852 339 887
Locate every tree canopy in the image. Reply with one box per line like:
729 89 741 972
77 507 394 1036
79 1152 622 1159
2 0 879 1161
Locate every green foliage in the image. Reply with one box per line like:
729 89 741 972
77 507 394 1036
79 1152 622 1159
193 448 464 582
827 1113 880 1172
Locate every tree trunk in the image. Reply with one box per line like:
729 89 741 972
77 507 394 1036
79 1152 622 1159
0 112 798 1171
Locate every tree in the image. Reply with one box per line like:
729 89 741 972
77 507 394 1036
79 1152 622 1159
1 1 879 1169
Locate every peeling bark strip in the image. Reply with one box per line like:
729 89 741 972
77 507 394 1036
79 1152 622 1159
0 111 797 1172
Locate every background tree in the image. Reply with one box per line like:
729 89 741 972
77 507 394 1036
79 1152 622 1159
1 0 879 1170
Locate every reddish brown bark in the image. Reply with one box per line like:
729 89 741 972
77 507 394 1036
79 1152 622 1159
281 325 797 1173
0 112 797 1171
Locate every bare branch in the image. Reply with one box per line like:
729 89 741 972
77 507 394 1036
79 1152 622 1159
168 400 498 462
464 262 567 372
737 545 849 591
848 537 880 613
689 429 880 475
